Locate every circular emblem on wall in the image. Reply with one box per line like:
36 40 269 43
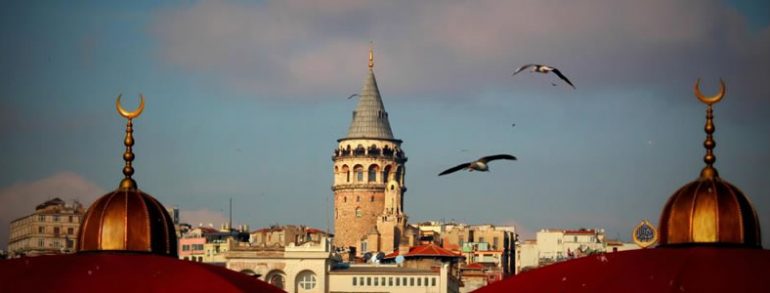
632 219 658 248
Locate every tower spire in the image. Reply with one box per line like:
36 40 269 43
345 43 395 140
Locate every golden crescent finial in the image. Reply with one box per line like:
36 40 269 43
694 79 725 105
368 42 374 69
116 94 145 120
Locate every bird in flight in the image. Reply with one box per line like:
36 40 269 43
438 154 517 176
346 93 359 99
513 64 575 89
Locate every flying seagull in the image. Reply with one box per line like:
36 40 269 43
438 154 517 176
346 93 359 99
513 64 575 89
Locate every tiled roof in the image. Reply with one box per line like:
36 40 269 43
404 243 462 258
383 250 400 259
463 263 485 270
564 229 596 235
345 69 395 140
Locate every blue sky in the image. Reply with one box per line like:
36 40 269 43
1 0 769 248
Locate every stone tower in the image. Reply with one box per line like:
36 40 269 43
332 47 407 253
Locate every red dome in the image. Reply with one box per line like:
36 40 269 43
0 253 283 292
474 247 770 292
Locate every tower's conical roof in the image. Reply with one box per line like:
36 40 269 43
345 47 395 140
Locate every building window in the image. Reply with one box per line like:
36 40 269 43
381 277 385 286
360 277 364 286
344 196 347 203
356 207 362 218
418 277 422 286
268 273 285 289
38 239 44 247
356 195 360 202
367 277 371 286
424 277 429 286
53 215 59 222
68 216 73 223
38 227 44 233
374 277 379 286
370 195 374 202
53 227 60 235
67 227 74 235
396 277 400 286
355 166 364 182
479 237 485 243
368 165 378 182
382 167 390 182
389 277 393 286
410 277 414 286
182 245 190 251
38 215 45 222
493 237 499 249
403 277 407 286
297 271 316 290
353 276 357 286
432 278 436 286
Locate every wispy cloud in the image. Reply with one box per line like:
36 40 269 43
149 0 769 100
0 172 105 250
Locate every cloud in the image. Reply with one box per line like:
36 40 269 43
0 172 105 250
179 208 228 227
149 0 769 101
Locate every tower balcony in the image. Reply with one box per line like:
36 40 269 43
332 149 407 162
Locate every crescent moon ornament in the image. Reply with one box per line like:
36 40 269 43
694 79 725 105
116 94 145 119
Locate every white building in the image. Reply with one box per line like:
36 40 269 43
226 236 332 292
519 228 637 269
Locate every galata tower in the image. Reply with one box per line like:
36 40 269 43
332 47 407 254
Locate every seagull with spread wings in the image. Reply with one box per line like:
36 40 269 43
513 64 575 89
438 154 517 176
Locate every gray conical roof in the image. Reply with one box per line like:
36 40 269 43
346 68 395 139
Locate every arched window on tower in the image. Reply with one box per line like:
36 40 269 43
354 165 364 182
354 145 366 156
382 165 391 183
368 164 379 182
342 165 350 183
395 166 403 184
355 207 362 218
383 145 393 157
383 165 392 183
368 145 381 156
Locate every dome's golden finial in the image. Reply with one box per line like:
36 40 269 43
694 79 725 179
368 41 374 69
115 94 145 191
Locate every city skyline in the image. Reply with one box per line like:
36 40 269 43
2 0 769 249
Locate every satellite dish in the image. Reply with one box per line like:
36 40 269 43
395 255 405 264
376 252 385 260
363 252 372 263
